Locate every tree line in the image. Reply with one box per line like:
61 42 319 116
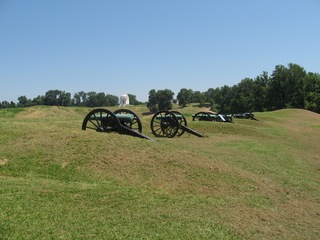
1 63 319 114
0 91 142 109
147 63 320 114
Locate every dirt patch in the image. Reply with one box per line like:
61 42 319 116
0 159 8 165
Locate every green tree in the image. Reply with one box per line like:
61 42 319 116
156 89 174 111
1 101 10 108
147 89 174 112
57 91 71 106
32 95 45 105
17 96 29 107
304 72 320 113
177 88 193 107
287 63 306 108
230 78 256 113
253 71 268 111
192 91 206 106
204 88 215 104
72 91 87 106
86 91 98 107
96 92 107 106
147 89 158 113
127 94 141 105
268 63 306 110
44 90 60 106
105 94 118 106
212 85 233 113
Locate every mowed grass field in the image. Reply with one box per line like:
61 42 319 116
0 105 319 239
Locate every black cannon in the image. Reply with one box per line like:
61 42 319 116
232 112 258 121
82 108 154 140
150 111 204 138
192 112 233 123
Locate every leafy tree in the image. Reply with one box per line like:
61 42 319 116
212 85 233 113
17 96 29 107
304 72 320 113
192 91 206 106
44 90 59 106
127 94 141 105
1 101 9 108
230 78 256 113
177 88 193 107
9 101 16 108
72 93 81 106
57 91 71 106
32 95 45 105
286 63 306 108
147 89 158 112
204 88 215 104
147 89 174 112
268 63 306 110
253 71 268 111
1 101 16 108
96 92 107 106
105 94 118 106
156 89 174 110
72 91 87 106
44 90 71 106
86 91 98 107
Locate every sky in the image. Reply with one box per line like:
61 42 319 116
1 0 319 103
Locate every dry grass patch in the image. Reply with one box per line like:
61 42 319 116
0 159 8 165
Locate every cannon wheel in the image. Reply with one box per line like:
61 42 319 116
150 111 179 138
171 111 187 136
82 108 122 133
114 109 142 133
193 112 212 121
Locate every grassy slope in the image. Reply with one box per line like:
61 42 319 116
0 105 319 239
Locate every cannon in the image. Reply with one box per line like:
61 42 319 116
150 110 204 138
192 112 233 123
232 112 258 121
82 108 154 140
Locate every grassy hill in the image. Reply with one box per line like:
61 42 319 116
1 105 319 239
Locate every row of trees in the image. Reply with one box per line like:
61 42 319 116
0 91 141 109
1 63 319 113
146 63 320 114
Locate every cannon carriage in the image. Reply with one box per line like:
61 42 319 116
82 108 154 140
192 112 233 123
150 110 204 138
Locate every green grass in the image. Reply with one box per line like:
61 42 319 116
1 105 320 239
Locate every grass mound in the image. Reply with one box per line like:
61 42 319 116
1 105 319 239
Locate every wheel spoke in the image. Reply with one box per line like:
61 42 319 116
88 119 100 130
93 113 102 128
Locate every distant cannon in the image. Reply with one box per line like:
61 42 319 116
192 112 233 123
82 108 154 140
232 112 258 120
150 111 204 138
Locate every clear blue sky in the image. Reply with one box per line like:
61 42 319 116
1 0 319 103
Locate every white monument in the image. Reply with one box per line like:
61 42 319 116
119 94 130 107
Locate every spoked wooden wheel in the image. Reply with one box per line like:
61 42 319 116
150 111 179 138
82 108 122 133
114 109 142 133
171 111 187 136
192 112 212 121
